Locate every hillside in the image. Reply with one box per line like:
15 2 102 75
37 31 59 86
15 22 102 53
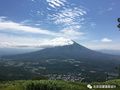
3 41 120 60
0 79 120 90
3 41 120 65
2 41 120 73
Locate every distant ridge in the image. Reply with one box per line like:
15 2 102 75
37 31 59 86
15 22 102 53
2 41 120 62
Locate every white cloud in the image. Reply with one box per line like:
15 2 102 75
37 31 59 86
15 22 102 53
31 0 36 2
101 38 112 43
83 38 119 50
46 0 66 8
0 15 85 48
84 43 120 50
0 19 82 48
0 16 7 21
0 18 58 36
48 7 86 40
41 37 74 47
60 27 84 39
49 7 86 26
0 19 84 39
0 34 74 48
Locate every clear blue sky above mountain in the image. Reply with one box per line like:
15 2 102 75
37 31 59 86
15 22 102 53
0 0 120 50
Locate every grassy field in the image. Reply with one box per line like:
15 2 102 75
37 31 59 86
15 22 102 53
0 79 120 90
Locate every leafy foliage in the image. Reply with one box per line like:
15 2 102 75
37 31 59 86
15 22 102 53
0 80 88 90
1 79 120 90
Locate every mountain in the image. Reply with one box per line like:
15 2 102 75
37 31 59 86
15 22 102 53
98 49 120 55
1 41 120 81
0 48 39 56
2 41 120 65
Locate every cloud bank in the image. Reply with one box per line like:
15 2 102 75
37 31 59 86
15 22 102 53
0 18 57 36
0 17 84 48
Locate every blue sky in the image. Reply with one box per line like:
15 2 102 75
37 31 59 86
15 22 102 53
0 0 120 50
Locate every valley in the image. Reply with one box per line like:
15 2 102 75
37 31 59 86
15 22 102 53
0 58 118 82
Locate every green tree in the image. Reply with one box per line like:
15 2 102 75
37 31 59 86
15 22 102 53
117 18 120 29
115 65 120 79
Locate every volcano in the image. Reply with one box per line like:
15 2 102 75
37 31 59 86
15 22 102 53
3 41 120 64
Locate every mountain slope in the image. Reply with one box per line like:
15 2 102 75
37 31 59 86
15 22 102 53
2 41 120 65
0 79 120 90
1 41 120 80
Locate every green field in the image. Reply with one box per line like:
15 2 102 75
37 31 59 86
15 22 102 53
0 79 120 90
